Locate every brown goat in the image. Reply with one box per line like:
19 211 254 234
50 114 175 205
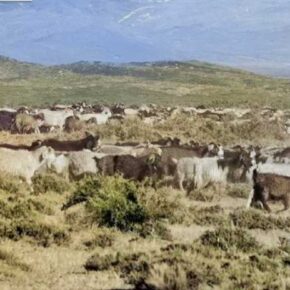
251 169 290 212
96 153 160 182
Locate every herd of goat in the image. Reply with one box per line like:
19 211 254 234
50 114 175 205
0 132 288 213
0 103 289 213
1 102 290 134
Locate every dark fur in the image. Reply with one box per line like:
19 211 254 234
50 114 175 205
0 140 42 151
251 169 290 212
217 151 252 182
274 147 290 161
0 111 16 131
41 134 100 151
63 116 86 133
96 154 160 181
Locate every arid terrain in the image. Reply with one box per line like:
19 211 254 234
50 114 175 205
0 107 289 290
0 57 289 290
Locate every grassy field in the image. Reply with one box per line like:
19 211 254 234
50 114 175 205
0 56 290 108
0 57 290 289
0 173 289 290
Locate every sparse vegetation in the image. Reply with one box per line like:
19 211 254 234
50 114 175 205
0 59 290 289
0 219 69 247
32 173 71 194
230 209 290 231
0 172 28 194
200 227 260 252
1 58 290 108
191 205 230 227
83 228 115 249
188 187 216 202
227 184 250 199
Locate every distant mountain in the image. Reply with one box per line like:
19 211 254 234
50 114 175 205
0 55 58 80
0 55 289 109
55 60 254 80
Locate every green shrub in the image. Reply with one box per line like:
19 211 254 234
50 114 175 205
139 188 186 224
0 197 54 220
86 176 149 231
0 173 26 194
62 176 101 210
200 227 259 252
68 176 149 231
32 174 71 194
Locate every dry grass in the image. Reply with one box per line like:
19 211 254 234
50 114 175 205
0 119 289 289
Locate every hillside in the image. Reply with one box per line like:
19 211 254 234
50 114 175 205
0 56 290 108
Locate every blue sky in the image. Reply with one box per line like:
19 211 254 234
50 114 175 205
0 0 290 74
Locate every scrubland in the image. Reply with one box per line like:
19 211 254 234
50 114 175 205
0 116 289 290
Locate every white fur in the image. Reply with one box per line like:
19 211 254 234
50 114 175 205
0 146 56 184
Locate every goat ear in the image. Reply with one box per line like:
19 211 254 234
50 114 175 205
147 153 156 165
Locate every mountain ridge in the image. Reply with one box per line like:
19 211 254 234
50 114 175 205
0 55 289 109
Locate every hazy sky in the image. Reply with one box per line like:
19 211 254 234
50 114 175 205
0 0 290 74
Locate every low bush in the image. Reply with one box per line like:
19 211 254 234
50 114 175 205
230 209 290 230
83 228 115 249
85 251 150 285
188 188 215 202
66 176 150 231
86 176 149 231
84 253 116 271
136 221 172 240
62 176 101 210
139 188 186 224
191 205 229 227
0 197 54 219
0 173 26 194
84 239 289 290
0 219 69 247
227 184 250 199
32 174 71 194
200 227 259 252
